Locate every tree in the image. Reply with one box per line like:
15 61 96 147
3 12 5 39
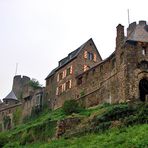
29 79 42 90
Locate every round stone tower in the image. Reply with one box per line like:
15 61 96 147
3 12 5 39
12 75 30 99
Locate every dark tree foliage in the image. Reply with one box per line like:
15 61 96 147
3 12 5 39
62 100 81 115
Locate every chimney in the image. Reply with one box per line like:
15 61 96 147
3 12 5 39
116 24 124 48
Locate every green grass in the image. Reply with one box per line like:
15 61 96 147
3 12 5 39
1 102 148 148
22 124 148 148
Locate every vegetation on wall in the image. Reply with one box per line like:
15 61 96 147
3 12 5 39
62 100 82 115
0 102 147 147
3 116 11 130
28 79 42 90
13 108 22 126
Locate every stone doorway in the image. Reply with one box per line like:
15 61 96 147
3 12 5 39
139 78 148 101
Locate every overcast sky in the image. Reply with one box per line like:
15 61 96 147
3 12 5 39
0 0 147 99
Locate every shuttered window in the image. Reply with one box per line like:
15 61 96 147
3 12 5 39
93 53 97 62
70 66 73 74
84 65 89 71
57 74 59 82
84 51 87 59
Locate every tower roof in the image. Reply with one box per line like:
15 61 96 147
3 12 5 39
127 21 148 43
3 90 18 101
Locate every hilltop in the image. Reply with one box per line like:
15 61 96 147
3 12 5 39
0 102 148 148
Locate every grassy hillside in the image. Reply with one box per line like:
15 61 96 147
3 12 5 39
0 102 148 148
24 124 148 148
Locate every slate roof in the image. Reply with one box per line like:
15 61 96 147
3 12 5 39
45 38 93 79
3 90 18 101
127 21 148 43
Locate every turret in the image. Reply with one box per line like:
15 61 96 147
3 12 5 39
12 75 30 99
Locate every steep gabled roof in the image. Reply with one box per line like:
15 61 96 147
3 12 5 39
76 51 115 78
46 38 101 80
3 90 18 101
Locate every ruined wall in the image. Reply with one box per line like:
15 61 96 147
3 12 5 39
0 103 22 131
22 87 45 118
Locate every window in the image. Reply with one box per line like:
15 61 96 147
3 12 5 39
84 50 96 61
87 52 94 60
36 94 41 106
142 48 146 55
58 85 62 94
62 70 66 78
62 83 66 92
66 80 72 90
140 61 148 69
59 72 63 80
66 67 70 76
84 65 89 71
66 66 72 76
56 85 63 95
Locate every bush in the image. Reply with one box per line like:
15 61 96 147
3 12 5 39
3 142 20 148
62 100 82 115
13 108 22 126
29 79 42 90
0 134 9 147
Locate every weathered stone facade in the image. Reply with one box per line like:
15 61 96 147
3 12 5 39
0 75 45 131
46 39 102 109
46 20 148 109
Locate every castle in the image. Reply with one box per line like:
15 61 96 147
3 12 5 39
0 20 148 131
45 21 148 109
0 75 45 131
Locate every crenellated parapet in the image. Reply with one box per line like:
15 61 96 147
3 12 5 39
12 75 30 99
127 21 148 43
